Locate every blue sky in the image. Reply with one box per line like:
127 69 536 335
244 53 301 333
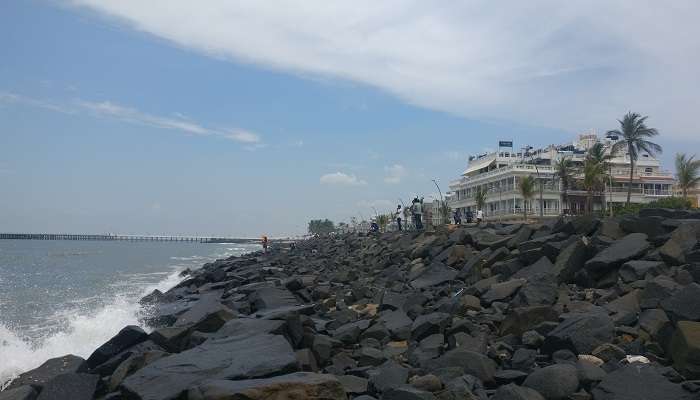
1 1 699 236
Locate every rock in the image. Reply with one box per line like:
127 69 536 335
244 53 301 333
639 308 670 338
447 245 467 266
500 306 559 336
575 359 606 385
336 374 369 395
379 310 413 340
411 313 450 341
313 334 340 365
493 383 546 400
513 257 556 280
511 348 538 371
411 262 458 289
598 219 624 240
619 260 664 282
368 360 409 393
86 326 148 369
5 354 87 391
426 349 496 384
121 334 298 400
482 279 526 304
108 350 168 391
670 321 700 379
187 373 346 400
355 346 386 367
604 290 640 325
542 311 614 355
0 386 38 400
148 326 191 353
92 340 166 377
661 283 700 321
553 239 588 283
35 373 99 400
410 374 442 392
584 233 650 277
523 364 579 400
591 363 695 400
591 343 626 363
249 287 299 311
382 386 436 400
659 223 700 265
515 273 559 306
620 216 668 239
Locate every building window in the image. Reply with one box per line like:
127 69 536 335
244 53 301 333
644 167 652 174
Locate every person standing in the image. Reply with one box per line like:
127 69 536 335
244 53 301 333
476 209 484 225
395 205 403 231
412 197 423 230
453 208 462 225
262 235 269 252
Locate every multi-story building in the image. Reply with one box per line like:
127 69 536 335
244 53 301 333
448 133 675 219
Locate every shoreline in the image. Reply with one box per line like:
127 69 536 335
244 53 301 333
3 210 700 399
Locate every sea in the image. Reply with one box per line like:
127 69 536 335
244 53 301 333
0 239 260 388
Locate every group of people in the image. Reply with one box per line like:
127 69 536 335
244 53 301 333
368 197 485 234
452 208 483 224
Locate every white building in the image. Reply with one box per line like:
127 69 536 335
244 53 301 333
448 133 675 219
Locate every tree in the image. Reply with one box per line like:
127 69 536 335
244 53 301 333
676 153 700 202
376 214 390 232
608 112 662 206
519 176 535 220
439 200 451 225
582 148 608 214
554 156 576 214
474 187 487 212
307 219 335 235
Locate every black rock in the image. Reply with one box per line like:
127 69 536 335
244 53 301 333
6 354 87 391
591 363 695 400
410 262 458 289
425 348 496 384
382 386 436 400
86 326 148 369
492 383 545 400
411 312 450 341
523 364 579 400
368 360 409 393
542 310 614 355
584 233 650 277
661 283 700 321
187 372 346 399
121 334 298 400
35 373 99 400
0 386 38 400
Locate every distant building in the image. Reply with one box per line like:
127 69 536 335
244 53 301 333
448 133 675 219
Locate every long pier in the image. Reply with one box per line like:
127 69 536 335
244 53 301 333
0 233 261 244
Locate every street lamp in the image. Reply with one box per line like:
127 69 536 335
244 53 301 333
432 179 448 224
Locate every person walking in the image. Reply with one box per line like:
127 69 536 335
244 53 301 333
453 209 462 225
476 209 484 225
262 235 269 253
395 205 403 231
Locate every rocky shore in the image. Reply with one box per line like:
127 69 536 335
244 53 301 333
3 209 700 400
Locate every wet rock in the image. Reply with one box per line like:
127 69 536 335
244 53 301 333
0 386 38 400
187 372 346 400
670 321 700 379
86 326 148 369
121 334 298 400
6 355 87 391
35 373 99 400
591 363 695 400
523 364 579 400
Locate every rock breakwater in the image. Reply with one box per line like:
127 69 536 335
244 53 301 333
4 209 700 399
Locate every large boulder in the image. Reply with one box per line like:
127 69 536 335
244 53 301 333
482 279 526 304
670 320 700 379
249 287 299 312
552 238 588 283
661 283 700 321
500 306 559 336
121 334 298 400
523 364 579 400
0 386 38 400
542 311 614 355
411 313 450 341
86 326 148 369
410 262 457 289
379 310 413 340
659 222 700 265
35 373 99 400
425 349 496 383
187 373 346 400
591 363 695 400
492 383 545 400
584 233 650 277
368 360 409 393
6 355 87 391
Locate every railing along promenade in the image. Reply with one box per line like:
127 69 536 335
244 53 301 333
0 233 262 244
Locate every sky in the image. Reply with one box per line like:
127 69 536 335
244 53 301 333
1 1 699 237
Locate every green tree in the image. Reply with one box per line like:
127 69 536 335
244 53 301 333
307 219 335 235
554 156 576 214
608 112 662 206
676 153 700 202
582 150 608 214
474 187 487 212
519 176 535 220
439 200 451 225
376 214 390 232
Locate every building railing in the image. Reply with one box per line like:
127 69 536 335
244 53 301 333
610 168 673 178
464 163 555 184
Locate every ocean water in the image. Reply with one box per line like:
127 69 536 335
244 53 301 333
0 239 260 388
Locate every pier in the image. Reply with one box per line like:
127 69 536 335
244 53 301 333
0 233 261 244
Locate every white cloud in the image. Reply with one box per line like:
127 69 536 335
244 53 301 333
320 171 367 186
0 92 262 145
71 1 700 140
384 164 407 184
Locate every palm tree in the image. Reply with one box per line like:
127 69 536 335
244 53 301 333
676 153 700 201
554 156 576 214
519 176 535 220
608 112 662 206
474 187 487 212
582 154 607 214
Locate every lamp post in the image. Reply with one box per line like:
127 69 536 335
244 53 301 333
432 179 447 224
